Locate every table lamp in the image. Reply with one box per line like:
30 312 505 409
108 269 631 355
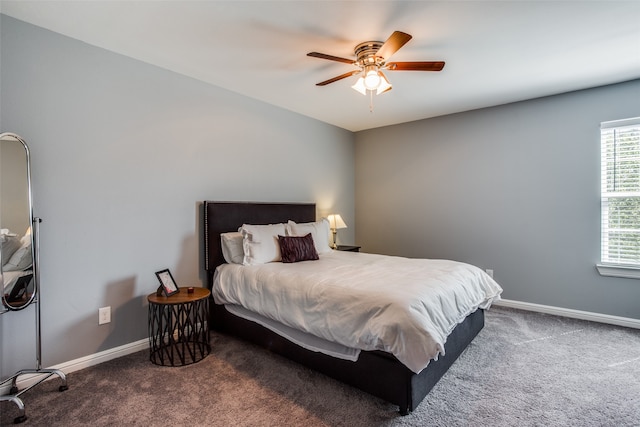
327 214 347 249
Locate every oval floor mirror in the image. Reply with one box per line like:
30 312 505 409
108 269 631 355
1 132 37 310
0 132 68 424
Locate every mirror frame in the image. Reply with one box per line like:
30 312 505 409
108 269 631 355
1 132 38 311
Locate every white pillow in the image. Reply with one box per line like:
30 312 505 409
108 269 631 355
240 223 286 265
287 219 331 254
220 232 244 264
4 239 32 271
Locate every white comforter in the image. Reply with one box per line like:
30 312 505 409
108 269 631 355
212 250 502 373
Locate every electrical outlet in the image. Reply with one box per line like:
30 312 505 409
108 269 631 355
99 306 111 325
485 269 494 278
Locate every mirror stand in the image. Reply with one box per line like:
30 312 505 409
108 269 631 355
0 133 68 424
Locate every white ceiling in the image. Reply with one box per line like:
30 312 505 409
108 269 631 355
2 1 640 132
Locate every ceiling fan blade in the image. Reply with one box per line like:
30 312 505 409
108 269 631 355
375 31 412 60
316 70 360 86
307 52 355 64
385 61 445 71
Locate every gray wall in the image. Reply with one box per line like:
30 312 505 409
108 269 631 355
355 79 640 320
0 15 355 376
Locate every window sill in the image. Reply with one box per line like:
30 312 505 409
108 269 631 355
596 263 640 279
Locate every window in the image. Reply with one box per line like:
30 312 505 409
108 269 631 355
599 117 640 276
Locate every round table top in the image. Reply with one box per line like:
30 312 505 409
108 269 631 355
147 287 210 305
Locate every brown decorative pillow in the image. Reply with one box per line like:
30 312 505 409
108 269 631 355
278 233 319 263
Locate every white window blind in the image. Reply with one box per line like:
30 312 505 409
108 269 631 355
601 117 640 266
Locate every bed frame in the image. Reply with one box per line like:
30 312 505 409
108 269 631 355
203 201 484 414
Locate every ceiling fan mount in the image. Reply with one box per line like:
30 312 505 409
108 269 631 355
307 31 445 96
354 41 385 68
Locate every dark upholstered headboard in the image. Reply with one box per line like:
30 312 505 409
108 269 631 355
203 201 316 286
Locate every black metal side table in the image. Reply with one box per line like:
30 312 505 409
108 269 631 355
147 287 210 366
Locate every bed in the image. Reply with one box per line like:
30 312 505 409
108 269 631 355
203 201 501 414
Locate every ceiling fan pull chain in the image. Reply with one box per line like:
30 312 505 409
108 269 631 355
369 90 374 113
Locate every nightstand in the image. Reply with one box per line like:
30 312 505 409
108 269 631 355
147 287 211 366
336 245 361 252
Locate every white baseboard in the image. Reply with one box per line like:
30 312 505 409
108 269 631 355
56 338 150 373
495 299 640 330
1 338 149 395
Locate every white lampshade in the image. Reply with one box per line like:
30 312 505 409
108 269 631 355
351 77 367 95
376 72 392 95
327 214 347 230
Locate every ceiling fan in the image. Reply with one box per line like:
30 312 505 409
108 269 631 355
307 31 445 96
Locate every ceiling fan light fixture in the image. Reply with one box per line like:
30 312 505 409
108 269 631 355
352 70 392 96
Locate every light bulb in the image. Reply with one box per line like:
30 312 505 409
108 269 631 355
363 68 381 90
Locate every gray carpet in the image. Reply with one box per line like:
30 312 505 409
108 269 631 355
2 306 639 426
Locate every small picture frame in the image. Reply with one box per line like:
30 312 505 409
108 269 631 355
155 269 180 297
